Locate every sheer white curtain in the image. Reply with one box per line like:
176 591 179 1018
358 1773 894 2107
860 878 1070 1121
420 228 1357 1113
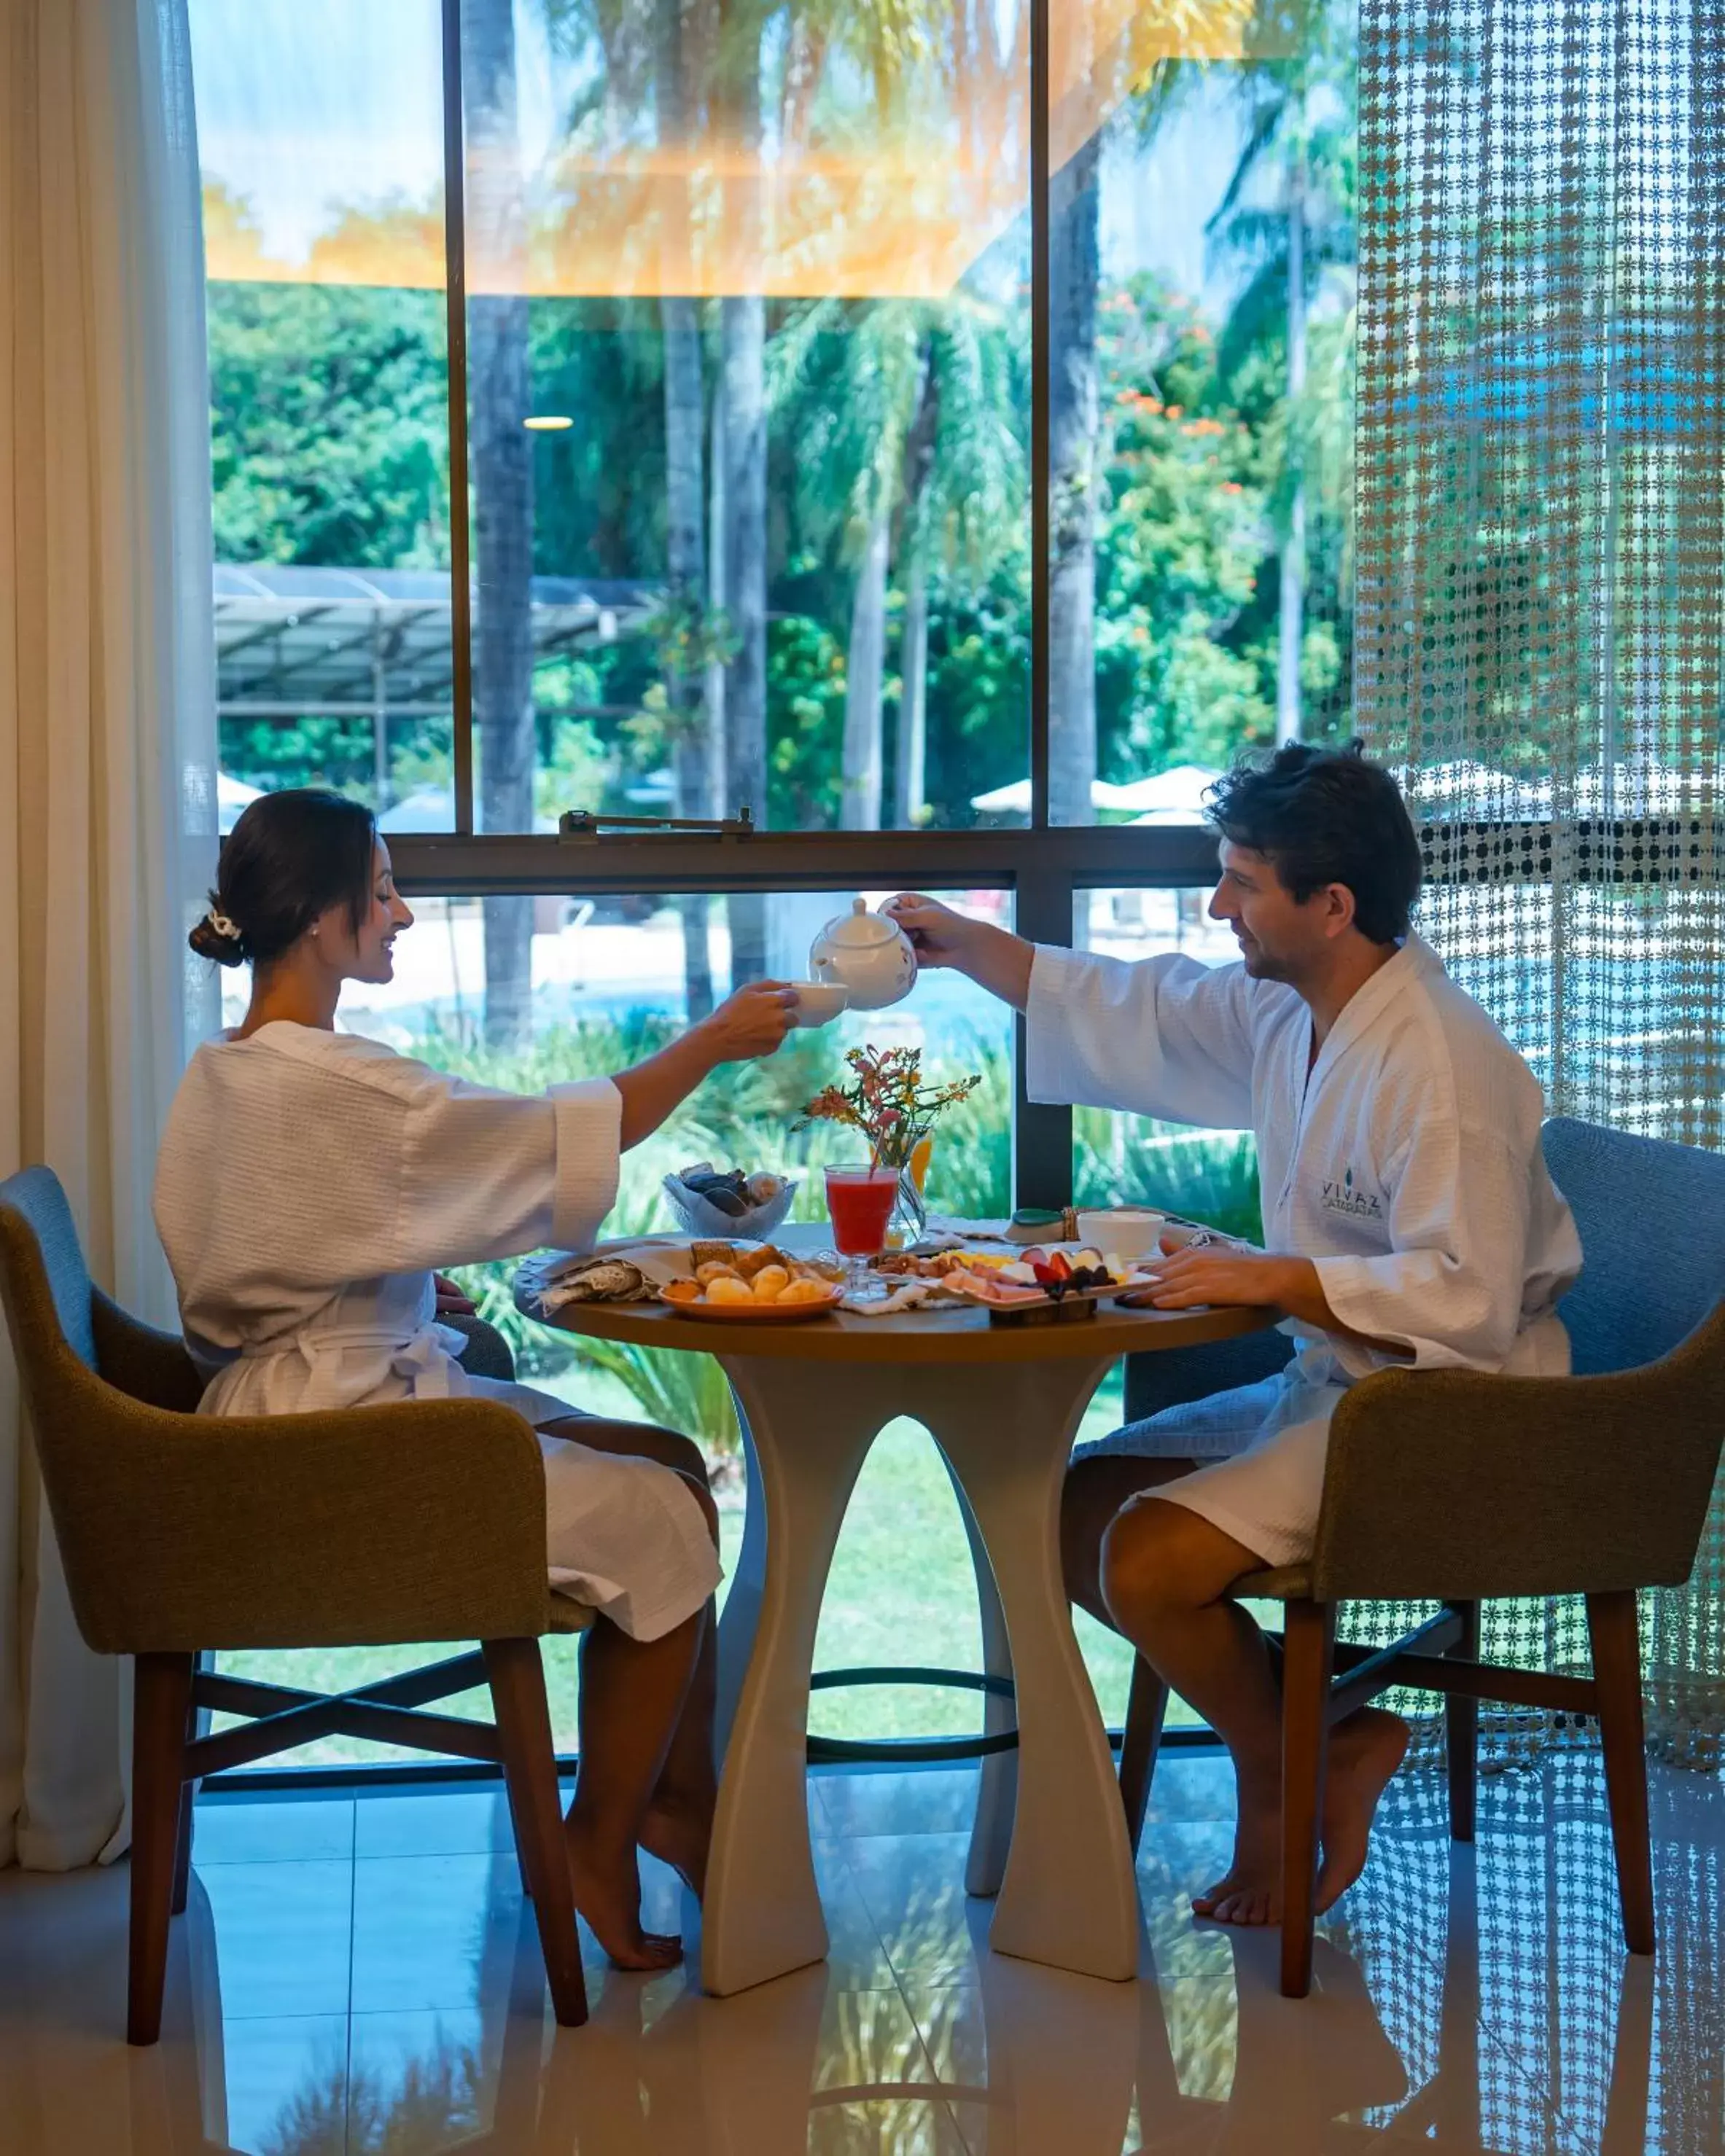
0 0 218 1869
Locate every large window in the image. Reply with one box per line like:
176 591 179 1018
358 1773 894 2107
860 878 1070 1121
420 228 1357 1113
185 0 1361 1765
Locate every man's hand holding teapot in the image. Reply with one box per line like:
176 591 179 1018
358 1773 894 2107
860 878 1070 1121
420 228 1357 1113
885 895 1035 1012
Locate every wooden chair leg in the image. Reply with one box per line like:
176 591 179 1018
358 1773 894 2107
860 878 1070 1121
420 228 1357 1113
1119 1653 1169 1856
170 1787 195 1919
1279 1599 1335 1999
1586 1590 1655 1957
483 1637 588 2029
1444 1599 1481 1846
129 1653 194 2046
170 1651 206 1918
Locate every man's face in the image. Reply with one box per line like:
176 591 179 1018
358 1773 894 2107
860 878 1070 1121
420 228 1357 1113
1207 839 1344 982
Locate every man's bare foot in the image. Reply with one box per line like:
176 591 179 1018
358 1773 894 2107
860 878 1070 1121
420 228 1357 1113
564 1814 683 1971
1316 1708 1409 1913
1192 1798 1282 1927
640 1789 714 1902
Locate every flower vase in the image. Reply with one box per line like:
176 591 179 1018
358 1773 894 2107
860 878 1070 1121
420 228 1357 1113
892 1163 927 1246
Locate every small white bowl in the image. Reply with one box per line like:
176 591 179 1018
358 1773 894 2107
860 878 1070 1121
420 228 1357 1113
1075 1208 1167 1264
790 981 851 1028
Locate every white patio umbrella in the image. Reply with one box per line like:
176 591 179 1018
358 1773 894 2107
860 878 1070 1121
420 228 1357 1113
217 770 262 834
1111 763 1223 822
970 775 1166 815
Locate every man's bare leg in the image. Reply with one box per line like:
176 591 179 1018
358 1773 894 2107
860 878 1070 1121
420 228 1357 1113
1099 1498 1285 1922
1061 1453 1204 1623
1099 1497 1406 1925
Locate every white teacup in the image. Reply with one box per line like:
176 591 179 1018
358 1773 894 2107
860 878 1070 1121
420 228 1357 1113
1075 1208 1167 1265
790 981 851 1028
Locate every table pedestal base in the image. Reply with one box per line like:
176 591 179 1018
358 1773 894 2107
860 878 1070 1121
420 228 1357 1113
706 1352 1138 1997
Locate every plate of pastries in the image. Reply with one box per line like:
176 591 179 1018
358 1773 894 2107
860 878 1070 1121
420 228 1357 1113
660 1241 846 1321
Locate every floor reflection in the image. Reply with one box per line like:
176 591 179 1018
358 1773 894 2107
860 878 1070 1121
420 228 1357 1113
1 1754 1721 2155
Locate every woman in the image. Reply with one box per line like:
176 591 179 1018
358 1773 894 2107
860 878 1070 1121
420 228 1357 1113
155 789 798 1970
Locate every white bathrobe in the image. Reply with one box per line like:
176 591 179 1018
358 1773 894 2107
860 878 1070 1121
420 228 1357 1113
1032 935 1581 1566
153 1021 720 1640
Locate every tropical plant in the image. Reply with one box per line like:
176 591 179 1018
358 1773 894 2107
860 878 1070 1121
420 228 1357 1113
575 1336 742 1456
768 292 1027 829
1205 0 1357 745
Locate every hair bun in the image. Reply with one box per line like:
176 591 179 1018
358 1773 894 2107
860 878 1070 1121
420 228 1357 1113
189 905 248 968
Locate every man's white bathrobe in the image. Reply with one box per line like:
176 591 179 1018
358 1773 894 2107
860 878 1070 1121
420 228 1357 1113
1032 935 1581 1566
154 1021 720 1641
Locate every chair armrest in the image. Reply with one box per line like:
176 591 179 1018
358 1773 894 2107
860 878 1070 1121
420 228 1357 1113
90 1290 205 1414
48 1394 554 1655
1310 1307 1725 1601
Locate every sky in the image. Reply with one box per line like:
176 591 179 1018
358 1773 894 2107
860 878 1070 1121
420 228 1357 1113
187 0 1253 312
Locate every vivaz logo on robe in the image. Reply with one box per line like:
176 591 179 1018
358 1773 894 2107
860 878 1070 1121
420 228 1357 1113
1320 1165 1384 1220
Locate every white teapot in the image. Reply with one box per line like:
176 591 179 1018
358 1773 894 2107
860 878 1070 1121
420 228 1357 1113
809 898 917 1012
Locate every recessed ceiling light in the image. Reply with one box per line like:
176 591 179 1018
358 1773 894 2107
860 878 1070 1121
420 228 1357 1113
523 415 573 431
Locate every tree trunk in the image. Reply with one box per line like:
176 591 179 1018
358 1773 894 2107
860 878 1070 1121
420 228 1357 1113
464 0 535 1046
657 0 714 1017
1277 157 1307 748
1048 137 1101 828
663 294 715 1017
721 286 767 974
841 509 889 828
893 336 938 828
896 549 929 826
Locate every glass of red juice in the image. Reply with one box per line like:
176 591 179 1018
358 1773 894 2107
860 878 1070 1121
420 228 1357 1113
824 1165 900 1291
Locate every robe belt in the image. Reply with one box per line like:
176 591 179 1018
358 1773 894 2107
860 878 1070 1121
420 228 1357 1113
236 1320 468 1399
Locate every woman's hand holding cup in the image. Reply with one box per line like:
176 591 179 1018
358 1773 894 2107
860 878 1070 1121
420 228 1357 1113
702 980 801 1063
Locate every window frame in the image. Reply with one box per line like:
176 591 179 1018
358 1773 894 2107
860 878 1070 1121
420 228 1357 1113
372 0 1227 1211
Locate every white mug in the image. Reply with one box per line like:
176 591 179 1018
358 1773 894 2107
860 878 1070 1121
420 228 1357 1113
1075 1208 1167 1264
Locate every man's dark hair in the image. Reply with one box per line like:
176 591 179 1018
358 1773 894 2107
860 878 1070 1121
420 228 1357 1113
1205 741 1422 945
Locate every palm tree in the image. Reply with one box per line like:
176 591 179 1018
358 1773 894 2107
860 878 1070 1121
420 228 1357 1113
770 294 1024 829
1206 1 1356 746
464 0 537 1046
656 0 718 1015
1048 133 1102 828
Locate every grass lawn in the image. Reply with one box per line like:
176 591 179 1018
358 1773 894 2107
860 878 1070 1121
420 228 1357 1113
212 1362 1183 1770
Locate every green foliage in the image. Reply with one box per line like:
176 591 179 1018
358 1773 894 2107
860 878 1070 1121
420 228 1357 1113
207 281 451 569
575 1337 741 1456
1074 1110 1263 1244
766 614 849 828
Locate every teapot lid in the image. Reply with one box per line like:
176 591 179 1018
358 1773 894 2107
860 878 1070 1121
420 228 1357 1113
819 897 900 948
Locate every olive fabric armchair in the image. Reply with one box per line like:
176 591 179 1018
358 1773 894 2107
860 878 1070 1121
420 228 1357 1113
0 1165 592 2044
1115 1117 1725 1998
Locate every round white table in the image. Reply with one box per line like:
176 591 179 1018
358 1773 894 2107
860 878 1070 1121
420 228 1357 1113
519 1247 1277 1996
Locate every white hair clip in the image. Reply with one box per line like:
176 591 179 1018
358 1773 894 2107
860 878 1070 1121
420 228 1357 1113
206 910 241 942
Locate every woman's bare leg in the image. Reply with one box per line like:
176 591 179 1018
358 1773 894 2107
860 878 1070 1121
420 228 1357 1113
542 1415 720 1902
566 1608 704 1968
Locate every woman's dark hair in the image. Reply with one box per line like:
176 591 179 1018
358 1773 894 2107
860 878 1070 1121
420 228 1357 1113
1205 741 1422 945
189 789 378 969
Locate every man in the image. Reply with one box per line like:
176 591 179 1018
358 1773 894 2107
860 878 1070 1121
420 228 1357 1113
888 743 1580 1927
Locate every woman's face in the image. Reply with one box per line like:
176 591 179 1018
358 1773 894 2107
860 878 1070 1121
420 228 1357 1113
316 840 413 984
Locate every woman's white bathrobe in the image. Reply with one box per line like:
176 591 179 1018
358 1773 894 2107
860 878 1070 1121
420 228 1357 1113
1034 935 1582 1566
153 1022 720 1640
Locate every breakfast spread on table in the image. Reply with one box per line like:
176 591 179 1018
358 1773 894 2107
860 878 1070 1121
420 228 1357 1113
518 1001 1244 1328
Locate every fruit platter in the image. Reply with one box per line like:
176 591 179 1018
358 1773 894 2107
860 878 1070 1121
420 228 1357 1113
871 1241 1164 1324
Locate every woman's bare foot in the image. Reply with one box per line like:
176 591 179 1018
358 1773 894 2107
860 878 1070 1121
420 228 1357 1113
1316 1708 1409 1913
1192 1797 1282 1926
639 1789 715 1902
564 1814 683 1971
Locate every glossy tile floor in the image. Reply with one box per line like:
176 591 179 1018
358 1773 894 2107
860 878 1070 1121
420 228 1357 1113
1 1749 1722 2155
